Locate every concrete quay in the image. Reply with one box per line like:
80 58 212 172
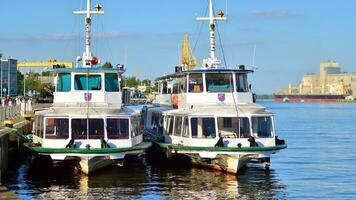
0 129 19 200
0 120 31 199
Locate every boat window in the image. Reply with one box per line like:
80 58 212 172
206 73 233 92
45 118 69 139
162 81 168 94
74 74 102 90
182 117 189 137
217 117 251 138
105 73 120 92
218 117 238 138
57 73 71 92
191 117 216 139
151 113 163 134
166 116 174 135
174 116 183 136
107 118 129 139
131 116 141 137
236 74 249 92
71 119 104 139
223 118 232 128
252 116 273 138
179 77 187 93
239 117 250 138
173 80 179 94
35 116 44 138
188 74 203 93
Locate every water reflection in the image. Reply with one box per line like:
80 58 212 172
4 155 287 199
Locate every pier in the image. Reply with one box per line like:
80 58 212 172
0 103 43 199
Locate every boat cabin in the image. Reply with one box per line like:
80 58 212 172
154 68 254 108
51 67 124 108
159 107 276 148
31 67 144 149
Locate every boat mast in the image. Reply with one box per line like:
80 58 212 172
74 0 104 68
196 0 226 69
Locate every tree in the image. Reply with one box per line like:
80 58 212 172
102 62 113 68
124 76 139 88
142 79 151 86
17 70 24 95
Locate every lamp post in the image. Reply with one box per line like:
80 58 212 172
23 74 26 97
7 57 10 96
0 53 2 99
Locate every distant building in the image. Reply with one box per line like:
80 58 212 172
0 54 17 96
276 61 356 96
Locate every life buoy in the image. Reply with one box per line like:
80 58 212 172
172 95 178 109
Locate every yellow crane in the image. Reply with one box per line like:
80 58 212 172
17 58 73 68
181 33 197 70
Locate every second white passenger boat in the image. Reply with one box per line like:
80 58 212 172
144 0 287 174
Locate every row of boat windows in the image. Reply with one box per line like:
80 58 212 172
57 73 120 92
158 73 249 94
33 116 141 140
162 116 273 139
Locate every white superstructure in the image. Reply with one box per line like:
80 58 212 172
26 0 150 175
144 0 286 174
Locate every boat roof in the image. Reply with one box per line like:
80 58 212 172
160 103 271 117
49 67 125 73
36 106 139 116
156 68 253 81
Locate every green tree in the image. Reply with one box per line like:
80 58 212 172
125 76 139 88
102 62 113 68
142 79 151 86
17 70 24 95
25 72 42 95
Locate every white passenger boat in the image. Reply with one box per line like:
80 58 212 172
21 0 151 175
144 0 286 174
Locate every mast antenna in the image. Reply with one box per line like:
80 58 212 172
74 0 104 67
196 0 226 69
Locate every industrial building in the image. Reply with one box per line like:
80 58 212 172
276 61 356 96
0 54 17 96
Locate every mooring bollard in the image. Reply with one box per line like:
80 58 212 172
24 113 32 121
4 120 14 128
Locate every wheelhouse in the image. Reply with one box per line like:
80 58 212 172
156 69 251 94
154 69 254 107
52 67 124 107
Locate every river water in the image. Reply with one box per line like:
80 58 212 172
2 101 356 199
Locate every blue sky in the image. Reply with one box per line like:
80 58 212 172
1 0 356 93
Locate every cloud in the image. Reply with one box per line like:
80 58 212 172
249 9 298 19
0 31 127 41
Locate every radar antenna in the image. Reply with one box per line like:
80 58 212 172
196 0 226 69
74 0 104 67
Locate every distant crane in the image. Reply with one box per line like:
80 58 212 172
17 58 73 70
181 33 197 71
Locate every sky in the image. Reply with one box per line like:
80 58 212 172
1 0 356 94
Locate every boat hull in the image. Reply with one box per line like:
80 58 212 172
24 142 152 175
158 143 287 174
79 156 116 175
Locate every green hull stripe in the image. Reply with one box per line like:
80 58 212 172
26 142 152 154
158 143 287 152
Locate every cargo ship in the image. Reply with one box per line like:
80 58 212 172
275 60 356 102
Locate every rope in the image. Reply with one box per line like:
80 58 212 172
215 22 228 69
192 2 209 54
